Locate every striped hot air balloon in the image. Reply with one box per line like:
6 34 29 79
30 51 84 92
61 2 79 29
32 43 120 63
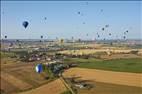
35 64 43 73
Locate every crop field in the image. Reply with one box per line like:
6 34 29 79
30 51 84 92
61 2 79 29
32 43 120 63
77 81 142 94
19 79 67 94
0 57 51 94
63 68 142 94
1 43 142 94
64 58 142 73
59 48 142 56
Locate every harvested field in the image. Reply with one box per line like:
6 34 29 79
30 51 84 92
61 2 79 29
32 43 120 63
100 54 142 60
63 68 142 87
59 48 142 55
0 78 20 94
18 79 67 94
1 72 32 90
78 81 142 94
0 58 51 94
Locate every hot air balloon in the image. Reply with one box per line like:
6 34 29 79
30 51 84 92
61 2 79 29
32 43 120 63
35 64 43 73
4 35 7 39
105 25 109 28
23 21 29 28
126 30 128 33
109 33 111 36
83 22 85 24
123 36 126 39
41 35 43 39
78 11 81 14
44 17 47 20
100 9 103 12
97 35 100 38
102 28 104 31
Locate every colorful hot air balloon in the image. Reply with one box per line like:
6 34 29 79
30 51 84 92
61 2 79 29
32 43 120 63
23 21 29 28
35 64 43 73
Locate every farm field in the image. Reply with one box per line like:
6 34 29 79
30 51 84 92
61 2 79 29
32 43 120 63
63 68 142 87
18 79 67 94
59 48 142 55
1 1 142 94
77 81 142 94
63 68 142 94
64 58 142 73
0 57 53 94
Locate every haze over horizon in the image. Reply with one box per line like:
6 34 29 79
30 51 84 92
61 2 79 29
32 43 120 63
1 1 142 40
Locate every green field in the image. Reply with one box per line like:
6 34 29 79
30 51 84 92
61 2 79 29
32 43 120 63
64 58 142 73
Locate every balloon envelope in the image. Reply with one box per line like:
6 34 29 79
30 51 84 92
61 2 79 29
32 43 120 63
102 28 104 31
78 12 81 14
23 21 29 28
5 36 7 39
35 64 43 73
123 36 126 39
105 25 109 28
44 17 47 20
41 36 43 39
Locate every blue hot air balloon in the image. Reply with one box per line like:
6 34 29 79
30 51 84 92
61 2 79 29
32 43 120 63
35 64 43 73
23 21 29 28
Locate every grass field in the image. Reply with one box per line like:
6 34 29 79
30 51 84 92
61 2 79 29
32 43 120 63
64 58 142 73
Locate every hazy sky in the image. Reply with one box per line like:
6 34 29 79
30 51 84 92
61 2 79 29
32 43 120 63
1 1 142 39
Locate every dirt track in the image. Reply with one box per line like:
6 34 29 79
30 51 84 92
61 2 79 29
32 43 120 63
18 79 66 94
63 68 142 87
